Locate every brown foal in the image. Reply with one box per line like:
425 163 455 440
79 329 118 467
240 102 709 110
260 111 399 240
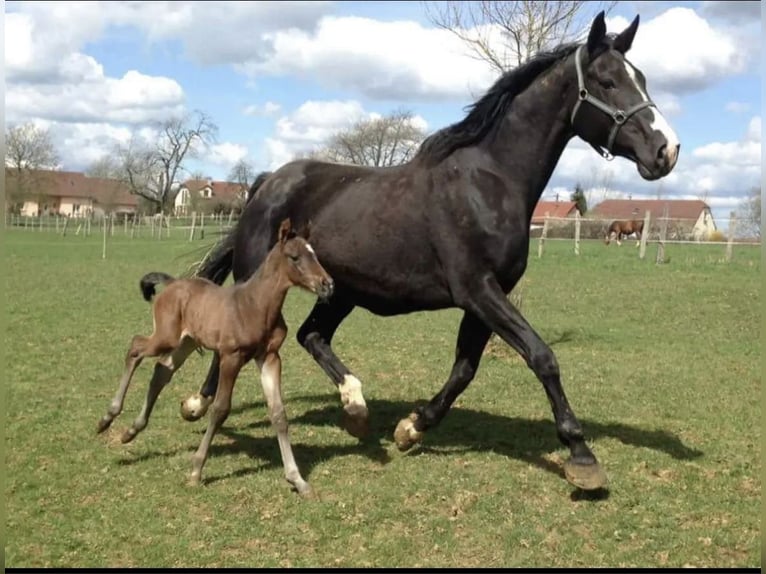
96 218 334 496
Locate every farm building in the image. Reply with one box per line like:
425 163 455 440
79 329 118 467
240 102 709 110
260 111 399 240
590 199 717 240
531 200 580 230
5 168 138 217
174 178 248 215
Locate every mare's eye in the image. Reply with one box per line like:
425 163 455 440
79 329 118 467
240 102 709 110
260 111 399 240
288 254 299 262
600 79 616 90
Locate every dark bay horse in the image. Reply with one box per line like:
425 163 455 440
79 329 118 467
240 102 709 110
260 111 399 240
605 219 644 246
97 219 333 495
182 12 679 491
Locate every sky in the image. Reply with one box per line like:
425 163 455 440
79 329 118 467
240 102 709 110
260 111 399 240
4 1 762 229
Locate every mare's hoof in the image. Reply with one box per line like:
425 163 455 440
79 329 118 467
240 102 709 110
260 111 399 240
342 404 370 439
394 413 423 451
180 394 213 422
563 459 608 491
96 418 112 434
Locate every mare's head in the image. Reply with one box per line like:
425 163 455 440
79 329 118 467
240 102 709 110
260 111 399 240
570 12 680 180
276 218 334 301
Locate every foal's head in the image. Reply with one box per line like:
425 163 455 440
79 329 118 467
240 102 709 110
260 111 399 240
275 218 334 301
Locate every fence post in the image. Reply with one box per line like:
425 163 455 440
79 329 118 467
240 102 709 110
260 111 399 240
102 214 107 259
639 210 651 260
656 205 669 264
725 211 736 263
538 212 549 258
189 211 197 241
574 211 581 256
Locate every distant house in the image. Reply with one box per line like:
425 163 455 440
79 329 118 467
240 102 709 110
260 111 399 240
5 168 138 217
174 179 248 215
531 200 579 228
590 199 716 240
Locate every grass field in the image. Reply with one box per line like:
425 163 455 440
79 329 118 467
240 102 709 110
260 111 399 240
5 229 761 568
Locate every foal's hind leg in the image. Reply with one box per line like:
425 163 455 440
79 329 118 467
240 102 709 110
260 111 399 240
395 311 492 450
97 335 151 433
296 298 368 439
121 337 199 444
258 351 312 497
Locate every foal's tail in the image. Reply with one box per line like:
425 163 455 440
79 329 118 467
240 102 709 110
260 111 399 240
139 272 176 302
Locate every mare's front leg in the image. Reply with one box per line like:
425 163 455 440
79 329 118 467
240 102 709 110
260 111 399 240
463 274 606 490
189 352 244 486
257 350 312 497
121 337 199 444
395 311 491 450
296 297 369 439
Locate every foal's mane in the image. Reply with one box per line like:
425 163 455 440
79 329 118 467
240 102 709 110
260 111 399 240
414 42 581 165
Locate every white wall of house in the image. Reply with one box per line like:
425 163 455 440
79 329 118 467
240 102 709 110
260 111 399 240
58 197 94 217
691 209 717 240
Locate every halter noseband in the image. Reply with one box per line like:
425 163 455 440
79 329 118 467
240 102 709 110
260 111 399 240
570 45 656 161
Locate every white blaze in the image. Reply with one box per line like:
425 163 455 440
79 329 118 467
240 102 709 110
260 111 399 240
623 61 680 159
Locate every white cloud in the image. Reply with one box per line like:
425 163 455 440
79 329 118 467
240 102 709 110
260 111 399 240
264 100 372 168
238 16 497 102
206 142 249 169
725 101 751 114
609 8 749 95
243 101 282 118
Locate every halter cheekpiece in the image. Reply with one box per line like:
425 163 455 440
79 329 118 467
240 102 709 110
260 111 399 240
570 45 656 161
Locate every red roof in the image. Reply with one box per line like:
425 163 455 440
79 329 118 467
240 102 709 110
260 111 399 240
590 199 711 222
5 168 138 207
182 179 246 201
531 200 578 225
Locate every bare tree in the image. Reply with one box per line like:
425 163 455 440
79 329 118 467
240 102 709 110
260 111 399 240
306 109 427 167
735 186 761 239
5 123 60 213
228 158 256 189
422 1 616 73
115 110 218 214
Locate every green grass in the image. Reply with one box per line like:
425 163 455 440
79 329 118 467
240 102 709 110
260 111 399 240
5 230 761 568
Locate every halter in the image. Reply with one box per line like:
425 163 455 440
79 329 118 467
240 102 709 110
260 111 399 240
570 45 656 161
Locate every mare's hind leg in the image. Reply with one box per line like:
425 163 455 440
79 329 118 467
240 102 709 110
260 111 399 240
121 337 199 444
465 275 605 490
296 297 369 439
97 335 153 433
394 311 491 450
179 352 218 422
258 351 312 497
189 352 244 485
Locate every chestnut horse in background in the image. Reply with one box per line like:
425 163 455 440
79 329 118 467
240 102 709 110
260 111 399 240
605 219 644 246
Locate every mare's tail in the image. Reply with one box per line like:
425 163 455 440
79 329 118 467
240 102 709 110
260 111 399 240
193 170 272 285
140 272 176 302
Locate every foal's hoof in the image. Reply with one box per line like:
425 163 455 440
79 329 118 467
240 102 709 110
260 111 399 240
120 428 137 444
180 393 213 422
188 474 202 487
96 418 113 434
563 458 608 491
394 413 423 451
342 403 370 439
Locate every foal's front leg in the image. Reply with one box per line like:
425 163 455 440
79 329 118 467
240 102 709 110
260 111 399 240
257 351 312 497
189 352 243 486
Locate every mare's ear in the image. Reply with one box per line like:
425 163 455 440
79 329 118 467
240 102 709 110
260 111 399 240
613 14 639 54
278 218 292 244
300 220 312 241
587 10 607 55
